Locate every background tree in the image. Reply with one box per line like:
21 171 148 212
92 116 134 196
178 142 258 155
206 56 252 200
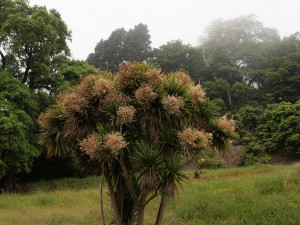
39 62 236 225
50 56 99 94
199 15 281 110
0 70 39 191
264 52 300 103
152 40 206 82
254 101 300 153
87 28 127 72
123 23 152 62
87 24 152 72
200 14 280 70
1 0 71 91
0 0 15 69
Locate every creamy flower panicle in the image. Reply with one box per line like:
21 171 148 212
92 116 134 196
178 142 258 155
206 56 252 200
218 116 235 134
117 105 136 124
61 92 88 115
175 71 193 85
93 78 114 98
80 133 101 159
135 85 157 105
162 95 184 115
78 75 98 97
103 132 128 156
177 128 212 151
189 84 206 103
145 68 163 85
102 92 126 107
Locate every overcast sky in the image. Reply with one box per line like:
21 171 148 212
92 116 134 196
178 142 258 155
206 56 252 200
29 0 300 60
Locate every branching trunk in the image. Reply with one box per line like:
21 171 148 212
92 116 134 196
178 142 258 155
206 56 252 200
0 49 5 69
226 90 232 106
202 48 209 68
118 154 139 205
136 205 145 225
104 172 122 225
144 191 157 207
21 50 32 84
155 191 169 225
136 188 148 225
22 61 30 84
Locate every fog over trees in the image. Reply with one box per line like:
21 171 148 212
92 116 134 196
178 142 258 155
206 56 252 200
1 3 300 223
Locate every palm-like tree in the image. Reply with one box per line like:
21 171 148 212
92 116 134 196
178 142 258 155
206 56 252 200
39 62 236 225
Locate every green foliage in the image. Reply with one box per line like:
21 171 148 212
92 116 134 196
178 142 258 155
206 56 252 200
237 105 263 132
238 101 300 163
51 56 99 94
0 71 39 191
151 40 206 82
240 153 271 166
256 101 300 153
201 14 280 69
199 15 282 110
87 23 152 72
197 156 224 170
236 105 263 143
0 0 71 91
265 52 300 103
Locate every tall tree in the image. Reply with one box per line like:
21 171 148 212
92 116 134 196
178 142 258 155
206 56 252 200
0 0 71 91
87 28 127 72
0 70 39 191
264 52 300 103
199 15 280 110
87 24 152 72
123 23 152 62
200 14 280 70
152 40 206 82
39 62 236 225
0 0 24 69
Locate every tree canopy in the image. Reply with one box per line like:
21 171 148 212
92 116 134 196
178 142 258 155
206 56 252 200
87 23 152 72
151 40 205 82
0 70 39 191
0 0 71 91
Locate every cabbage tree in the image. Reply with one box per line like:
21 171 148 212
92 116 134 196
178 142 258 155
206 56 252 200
39 62 235 225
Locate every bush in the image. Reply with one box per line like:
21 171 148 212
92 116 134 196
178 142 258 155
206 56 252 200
240 153 271 166
197 156 224 170
195 156 224 178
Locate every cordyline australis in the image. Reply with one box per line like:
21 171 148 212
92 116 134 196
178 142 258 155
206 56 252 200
39 62 236 225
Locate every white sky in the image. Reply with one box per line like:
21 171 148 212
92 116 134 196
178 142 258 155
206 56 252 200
29 0 300 60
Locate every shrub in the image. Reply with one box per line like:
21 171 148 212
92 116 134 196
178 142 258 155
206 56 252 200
240 153 271 166
197 156 225 170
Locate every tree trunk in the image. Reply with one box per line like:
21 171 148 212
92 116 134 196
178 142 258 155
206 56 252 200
136 205 145 225
118 155 139 205
155 191 168 225
99 174 106 225
226 90 232 106
202 48 209 68
21 53 32 84
0 49 5 69
2 170 16 193
104 172 122 225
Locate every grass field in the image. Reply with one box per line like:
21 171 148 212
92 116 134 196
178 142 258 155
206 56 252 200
1 164 300 225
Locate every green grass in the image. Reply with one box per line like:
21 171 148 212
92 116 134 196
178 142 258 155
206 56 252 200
1 164 300 225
